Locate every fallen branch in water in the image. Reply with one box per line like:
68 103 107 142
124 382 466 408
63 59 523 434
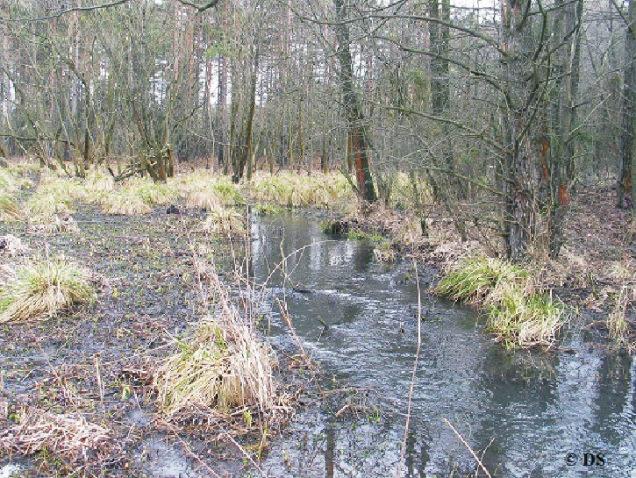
443 418 492 478
396 259 423 476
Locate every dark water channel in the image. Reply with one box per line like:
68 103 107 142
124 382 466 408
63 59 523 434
250 214 635 477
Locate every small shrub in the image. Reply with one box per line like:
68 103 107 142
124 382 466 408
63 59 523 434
0 258 94 323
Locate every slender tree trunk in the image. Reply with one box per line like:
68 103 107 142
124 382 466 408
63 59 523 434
501 0 538 261
232 49 259 183
333 0 377 202
217 55 227 170
549 0 583 257
618 0 636 209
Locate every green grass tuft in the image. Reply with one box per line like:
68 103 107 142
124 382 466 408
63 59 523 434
487 290 564 349
0 258 94 323
435 257 527 305
253 204 285 216
436 257 564 349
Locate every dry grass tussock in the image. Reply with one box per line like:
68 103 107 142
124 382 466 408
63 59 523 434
436 257 565 349
171 173 244 209
100 176 175 215
0 169 22 221
0 407 114 467
607 287 635 350
0 257 94 323
249 172 352 208
155 265 279 423
199 206 247 236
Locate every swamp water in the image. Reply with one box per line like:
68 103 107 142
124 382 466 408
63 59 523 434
250 214 635 478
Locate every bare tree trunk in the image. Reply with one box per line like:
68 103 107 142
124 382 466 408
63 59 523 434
333 0 377 202
618 0 636 209
549 0 583 257
501 0 538 261
217 55 227 171
232 49 258 183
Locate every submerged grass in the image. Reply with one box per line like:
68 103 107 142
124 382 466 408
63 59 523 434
0 257 94 323
436 257 564 349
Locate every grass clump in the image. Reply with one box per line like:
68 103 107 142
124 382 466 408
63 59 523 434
172 173 243 209
0 169 22 221
101 189 152 215
100 176 176 215
124 177 176 206
254 204 284 216
0 168 17 192
200 207 246 236
184 189 221 210
347 229 386 244
0 192 21 221
155 274 277 419
607 288 634 350
0 258 94 323
435 257 528 305
249 172 353 208
436 257 564 349
212 177 244 205
487 290 564 348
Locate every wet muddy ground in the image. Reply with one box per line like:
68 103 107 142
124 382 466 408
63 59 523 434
0 208 253 477
0 206 634 478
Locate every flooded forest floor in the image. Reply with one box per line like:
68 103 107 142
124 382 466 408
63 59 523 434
0 168 634 477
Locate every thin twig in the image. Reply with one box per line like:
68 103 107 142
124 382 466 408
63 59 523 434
396 259 423 476
443 418 492 478
224 432 266 476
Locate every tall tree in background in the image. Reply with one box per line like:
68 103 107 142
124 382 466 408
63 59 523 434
618 0 636 209
333 0 377 202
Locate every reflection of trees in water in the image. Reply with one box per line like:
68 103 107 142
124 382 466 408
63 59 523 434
474 347 560 476
404 425 430 478
591 353 633 445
